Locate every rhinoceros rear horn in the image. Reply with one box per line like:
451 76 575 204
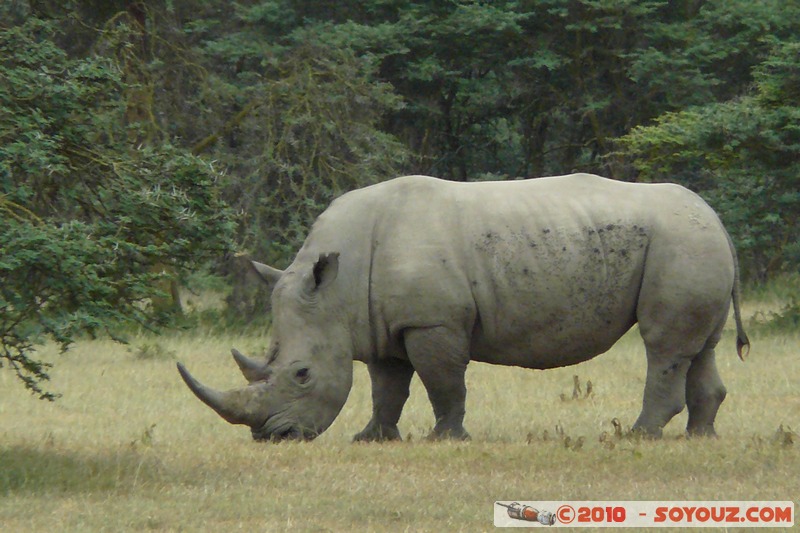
176 362 270 427
231 348 272 383
250 260 283 287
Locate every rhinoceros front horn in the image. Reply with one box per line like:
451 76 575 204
176 362 270 427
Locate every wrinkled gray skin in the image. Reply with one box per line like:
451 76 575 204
178 174 749 442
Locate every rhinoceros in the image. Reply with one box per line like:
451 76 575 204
177 174 749 441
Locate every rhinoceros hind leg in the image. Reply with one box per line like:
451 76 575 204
353 358 415 442
403 326 471 441
685 344 726 437
632 350 692 438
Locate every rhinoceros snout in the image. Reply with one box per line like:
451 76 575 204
251 425 316 442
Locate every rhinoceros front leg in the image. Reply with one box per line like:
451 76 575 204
403 326 470 441
353 358 415 442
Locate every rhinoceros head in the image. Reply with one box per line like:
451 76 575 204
177 252 354 441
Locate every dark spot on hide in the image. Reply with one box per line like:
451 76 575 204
481 230 502 248
477 230 503 254
522 267 530 276
593 248 600 254
562 246 566 252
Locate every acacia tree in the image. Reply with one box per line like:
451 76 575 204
0 18 234 398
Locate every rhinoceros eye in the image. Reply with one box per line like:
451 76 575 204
294 367 311 384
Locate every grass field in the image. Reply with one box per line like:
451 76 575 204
1 297 798 531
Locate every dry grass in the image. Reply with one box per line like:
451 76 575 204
1 308 798 532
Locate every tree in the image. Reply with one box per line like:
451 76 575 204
6 0 798 366
617 39 800 283
0 18 234 398
190 7 410 266
143 0 800 282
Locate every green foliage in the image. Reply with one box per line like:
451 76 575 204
4 0 800 366
745 274 800 332
195 18 409 266
0 18 235 398
45 0 795 281
184 0 798 312
627 0 799 106
202 0 800 282
242 44 408 263
618 38 800 284
300 1 533 179
768 298 800 332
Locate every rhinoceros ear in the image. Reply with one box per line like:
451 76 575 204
250 260 284 287
307 252 339 292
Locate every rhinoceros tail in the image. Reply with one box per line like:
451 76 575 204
733 284 750 361
727 231 750 361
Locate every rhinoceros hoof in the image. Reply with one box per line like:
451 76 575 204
629 425 663 440
352 423 402 442
687 425 718 438
426 427 471 441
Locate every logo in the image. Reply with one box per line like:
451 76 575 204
496 502 556 525
494 501 794 528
